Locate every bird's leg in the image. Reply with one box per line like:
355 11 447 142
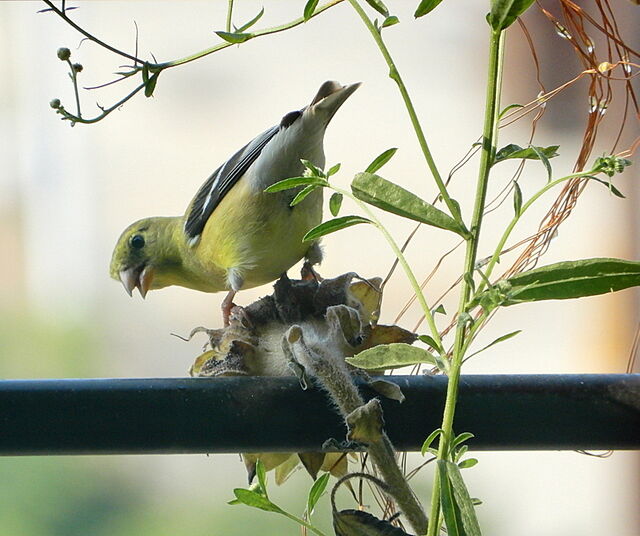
301 261 323 282
301 242 323 282
221 290 237 327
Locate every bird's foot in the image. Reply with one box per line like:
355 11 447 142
301 261 323 283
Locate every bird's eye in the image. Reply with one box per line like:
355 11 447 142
130 234 145 249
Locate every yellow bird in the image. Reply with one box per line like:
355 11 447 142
110 81 359 324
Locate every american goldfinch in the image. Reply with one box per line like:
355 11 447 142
110 80 359 324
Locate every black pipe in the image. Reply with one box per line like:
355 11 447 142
0 374 638 455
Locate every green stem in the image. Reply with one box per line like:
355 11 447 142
59 82 147 124
156 0 345 69
346 0 461 223
427 28 505 536
333 187 444 351
477 168 600 293
279 510 329 536
226 0 234 32
66 59 81 117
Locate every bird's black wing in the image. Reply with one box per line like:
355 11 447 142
183 125 280 243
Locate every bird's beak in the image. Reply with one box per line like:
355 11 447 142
119 265 155 299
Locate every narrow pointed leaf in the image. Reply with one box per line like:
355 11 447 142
586 175 625 198
438 461 462 536
421 428 444 455
256 460 268 497
513 182 522 216
237 7 265 32
307 473 330 516
364 0 389 16
303 215 372 242
352 172 469 237
498 103 524 119
265 176 327 193
488 0 535 30
144 71 159 97
290 185 318 206
327 162 341 176
330 192 343 216
466 330 522 359
346 343 436 370
458 458 479 469
365 148 398 173
452 432 475 450
304 0 319 20
215 30 252 43
493 144 559 165
445 461 482 536
529 144 553 181
232 489 283 513
503 258 640 305
415 0 444 17
382 15 400 27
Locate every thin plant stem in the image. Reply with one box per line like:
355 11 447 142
279 510 329 536
156 0 345 69
66 59 81 117
226 0 234 32
333 187 444 351
477 168 600 293
346 0 462 223
427 28 506 536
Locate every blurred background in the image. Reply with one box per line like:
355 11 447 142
1 1 638 535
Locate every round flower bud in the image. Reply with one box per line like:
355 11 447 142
49 98 61 109
72 63 83 73
57 47 71 61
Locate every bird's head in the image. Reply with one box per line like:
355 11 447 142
109 217 176 298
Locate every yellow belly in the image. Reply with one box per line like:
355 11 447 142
194 180 323 290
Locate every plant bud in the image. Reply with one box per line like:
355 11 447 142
72 63 83 73
57 47 71 61
49 98 61 109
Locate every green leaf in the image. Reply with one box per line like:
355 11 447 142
364 0 389 16
329 192 343 217
513 182 522 216
498 103 524 119
382 15 400 27
529 144 553 181
351 172 469 237
303 0 319 20
232 489 283 513
306 473 330 516
327 162 341 177
494 144 559 165
415 0 444 17
290 185 318 207
256 460 268 498
433 304 446 315
421 428 444 456
585 175 625 198
466 330 522 359
451 432 474 451
444 461 482 536
346 343 436 371
301 159 324 177
503 258 640 305
265 176 328 193
488 0 535 30
365 148 398 174
458 458 479 469
418 334 442 352
303 215 372 242
438 461 462 536
236 7 264 32
215 30 252 44
144 71 160 98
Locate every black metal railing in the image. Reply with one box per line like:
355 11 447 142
0 374 638 455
